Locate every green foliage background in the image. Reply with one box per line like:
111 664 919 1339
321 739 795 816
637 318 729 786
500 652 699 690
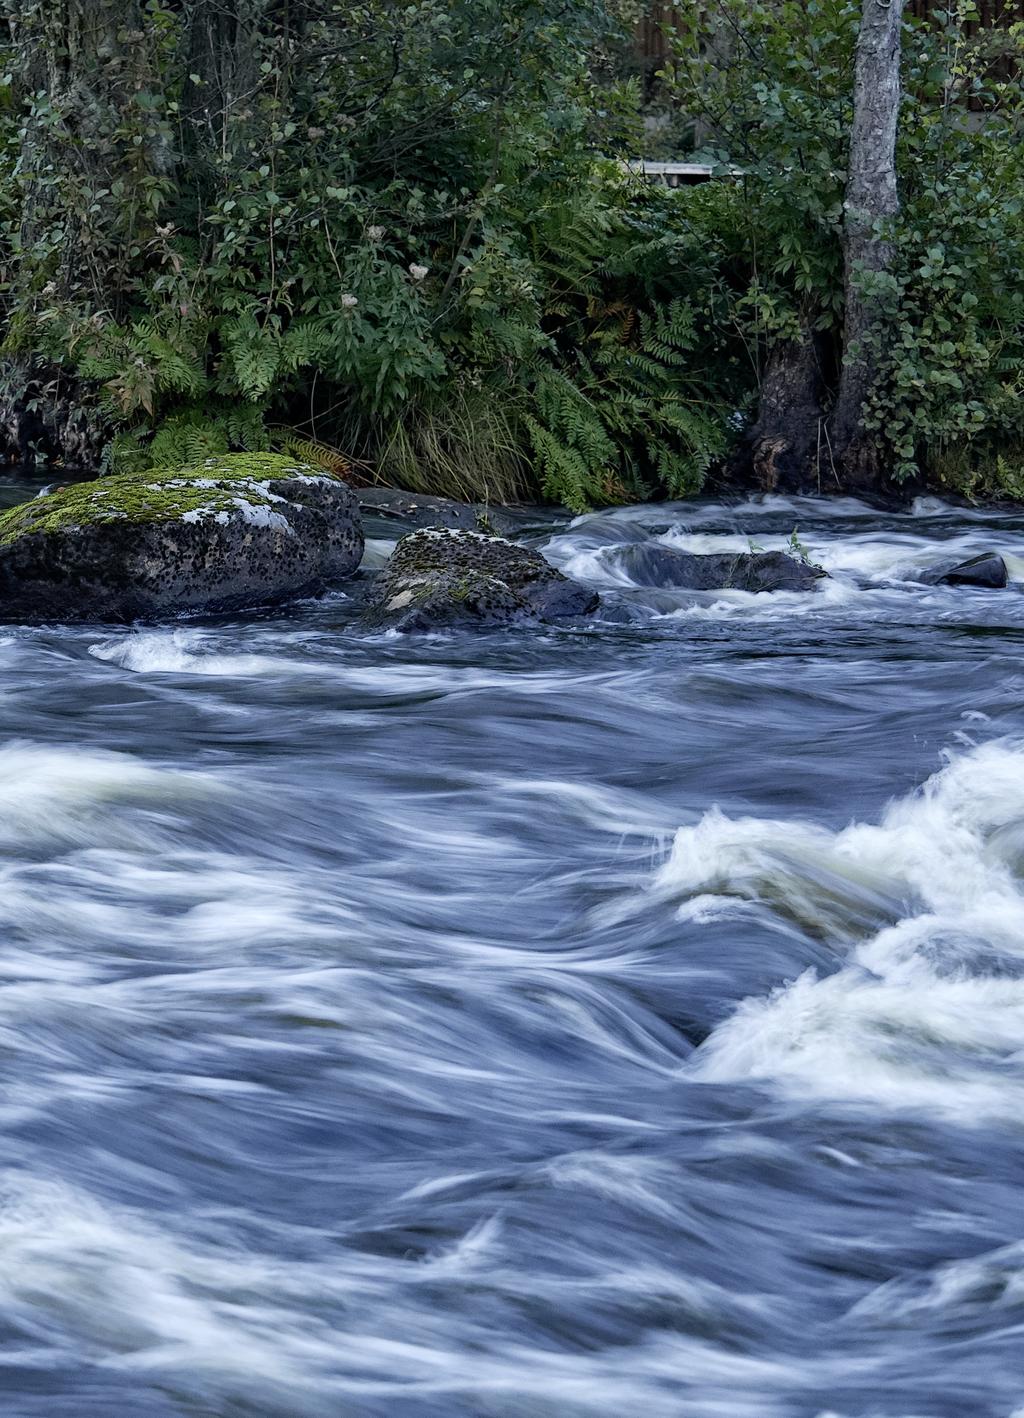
0 0 738 508
1 0 1024 506
665 0 1024 497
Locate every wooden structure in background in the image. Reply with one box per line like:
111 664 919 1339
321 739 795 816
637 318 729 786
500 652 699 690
634 2 683 76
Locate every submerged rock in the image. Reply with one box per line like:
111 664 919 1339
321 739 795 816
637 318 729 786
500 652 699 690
936 552 1008 589
0 453 363 623
357 487 528 537
365 527 598 631
617 543 827 593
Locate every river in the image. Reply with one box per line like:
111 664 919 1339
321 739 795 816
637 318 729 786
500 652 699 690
1 489 1023 1417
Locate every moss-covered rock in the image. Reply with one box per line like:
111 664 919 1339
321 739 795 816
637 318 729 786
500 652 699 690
363 568 534 632
0 453 363 623
364 527 598 631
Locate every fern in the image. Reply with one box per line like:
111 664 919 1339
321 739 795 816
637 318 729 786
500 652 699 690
224 404 270 452
519 295 730 510
268 428 357 481
222 317 282 400
522 412 598 511
111 403 271 473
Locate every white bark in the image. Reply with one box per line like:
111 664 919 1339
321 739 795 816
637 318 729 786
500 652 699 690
831 0 906 472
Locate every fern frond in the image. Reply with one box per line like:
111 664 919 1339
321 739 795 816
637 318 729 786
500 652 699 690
268 428 360 482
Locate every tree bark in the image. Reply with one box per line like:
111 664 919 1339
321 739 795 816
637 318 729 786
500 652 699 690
830 0 906 485
182 0 264 168
726 323 831 494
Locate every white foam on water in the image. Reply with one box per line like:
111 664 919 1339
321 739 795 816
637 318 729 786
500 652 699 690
818 531 1024 585
910 496 949 517
359 537 397 570
335 662 632 699
549 537 865 615
546 500 1024 617
489 777 677 838
566 493 890 529
551 545 626 587
653 576 862 621
720 493 891 521
89 629 302 676
0 741 221 850
657 526 1024 587
849 1237 1024 1324
0 1168 822 1416
656 741 1024 1124
1003 550 1024 581
89 631 617 696
0 1171 337 1396
813 534 950 582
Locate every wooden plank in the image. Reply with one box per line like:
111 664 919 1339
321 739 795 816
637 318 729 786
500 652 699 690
622 159 735 186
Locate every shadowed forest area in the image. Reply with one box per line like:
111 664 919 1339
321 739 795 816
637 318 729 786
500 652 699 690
2 0 1024 508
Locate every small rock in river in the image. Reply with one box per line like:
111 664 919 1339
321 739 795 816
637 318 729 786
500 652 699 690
616 543 827 593
357 488 529 537
937 552 1008 589
364 527 598 631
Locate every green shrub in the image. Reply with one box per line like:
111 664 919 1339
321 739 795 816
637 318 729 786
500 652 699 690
0 0 742 508
661 0 1024 490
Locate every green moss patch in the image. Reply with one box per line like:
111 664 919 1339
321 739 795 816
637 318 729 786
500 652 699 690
0 453 329 547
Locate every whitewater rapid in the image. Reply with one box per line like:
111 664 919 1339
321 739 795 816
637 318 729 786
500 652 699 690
1 492 1023 1416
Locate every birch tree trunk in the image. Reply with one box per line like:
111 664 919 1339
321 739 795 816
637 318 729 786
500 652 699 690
830 0 906 484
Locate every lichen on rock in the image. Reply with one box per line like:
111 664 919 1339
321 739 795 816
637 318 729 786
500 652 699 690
0 453 334 545
364 527 598 631
0 453 363 623
365 568 534 632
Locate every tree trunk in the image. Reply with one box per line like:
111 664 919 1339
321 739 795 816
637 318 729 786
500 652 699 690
727 323 830 494
183 0 265 169
829 0 906 486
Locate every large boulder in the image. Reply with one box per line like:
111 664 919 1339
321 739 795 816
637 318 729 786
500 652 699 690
616 543 827 592
0 453 363 623
364 528 598 631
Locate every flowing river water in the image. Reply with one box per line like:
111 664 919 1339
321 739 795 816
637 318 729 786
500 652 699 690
1 488 1024 1417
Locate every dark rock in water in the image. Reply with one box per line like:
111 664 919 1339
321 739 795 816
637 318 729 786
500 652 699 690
357 488 528 537
0 453 363 623
364 569 535 632
617 543 827 593
365 528 598 631
937 552 1008 589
